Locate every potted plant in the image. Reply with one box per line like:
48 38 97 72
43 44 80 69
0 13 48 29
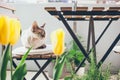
50 29 111 80
48 58 70 79
48 34 86 79
79 50 111 80
64 49 111 80
66 34 86 75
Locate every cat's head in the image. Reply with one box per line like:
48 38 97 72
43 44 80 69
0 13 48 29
31 21 46 38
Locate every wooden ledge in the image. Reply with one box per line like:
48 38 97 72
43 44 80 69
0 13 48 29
0 3 15 11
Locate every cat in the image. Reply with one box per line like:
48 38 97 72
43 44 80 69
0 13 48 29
21 21 46 49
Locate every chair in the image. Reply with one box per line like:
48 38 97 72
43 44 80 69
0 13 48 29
12 45 55 80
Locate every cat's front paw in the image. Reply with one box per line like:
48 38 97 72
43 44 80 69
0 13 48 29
36 44 46 49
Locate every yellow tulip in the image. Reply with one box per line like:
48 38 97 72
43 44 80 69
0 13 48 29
51 28 65 56
0 15 4 31
0 15 21 45
9 18 21 45
0 15 10 45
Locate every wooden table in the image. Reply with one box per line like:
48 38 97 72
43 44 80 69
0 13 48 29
45 6 120 73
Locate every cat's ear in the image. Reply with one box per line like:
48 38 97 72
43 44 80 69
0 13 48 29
41 23 46 28
32 21 38 32
32 21 38 28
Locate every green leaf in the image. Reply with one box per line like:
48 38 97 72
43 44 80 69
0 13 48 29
12 63 27 80
67 49 76 59
64 76 72 80
53 55 66 80
0 44 10 80
12 47 31 80
18 47 32 65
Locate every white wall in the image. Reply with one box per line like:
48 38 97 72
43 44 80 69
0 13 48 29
9 3 74 71
0 3 120 73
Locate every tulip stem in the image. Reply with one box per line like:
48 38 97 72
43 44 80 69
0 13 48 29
55 56 59 66
9 45 13 80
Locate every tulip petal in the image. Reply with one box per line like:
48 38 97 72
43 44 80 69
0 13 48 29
0 16 10 45
9 18 21 45
51 28 65 56
0 15 4 31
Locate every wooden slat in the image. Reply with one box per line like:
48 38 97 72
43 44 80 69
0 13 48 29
92 7 105 11
13 53 56 59
0 3 15 11
107 7 120 11
93 16 105 19
55 15 59 18
61 7 72 18
74 16 90 19
74 15 83 18
93 15 120 19
61 7 72 11
64 15 72 18
84 16 91 20
85 16 90 19
104 15 120 18
115 16 120 18
45 7 56 11
104 16 114 18
76 7 88 11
